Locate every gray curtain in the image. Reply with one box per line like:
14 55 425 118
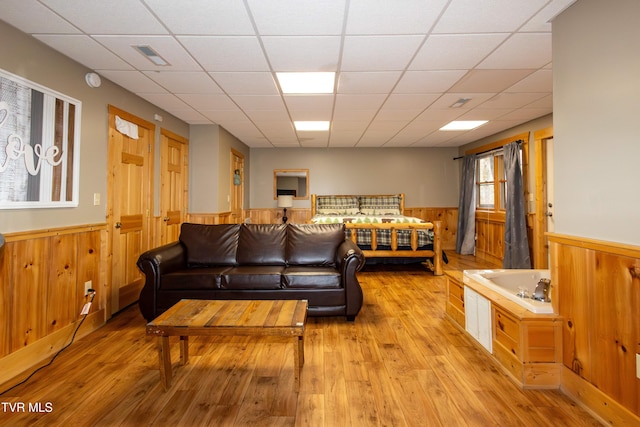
456 155 476 255
503 142 531 268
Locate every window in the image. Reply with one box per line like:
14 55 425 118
476 148 521 211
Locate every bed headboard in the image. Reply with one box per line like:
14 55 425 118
311 193 405 216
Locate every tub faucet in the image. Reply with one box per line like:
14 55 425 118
533 278 551 302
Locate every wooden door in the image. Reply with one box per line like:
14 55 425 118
107 106 154 314
230 149 244 224
533 128 553 269
160 129 188 245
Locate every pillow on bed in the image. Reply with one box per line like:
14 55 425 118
317 207 360 215
316 196 359 215
359 206 401 215
359 195 402 215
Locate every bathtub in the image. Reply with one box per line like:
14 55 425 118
462 269 553 314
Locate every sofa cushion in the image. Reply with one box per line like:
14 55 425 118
286 223 344 267
222 266 285 290
161 267 230 290
283 266 341 289
237 224 286 265
179 223 240 267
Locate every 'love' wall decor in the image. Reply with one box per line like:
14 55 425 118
0 69 81 209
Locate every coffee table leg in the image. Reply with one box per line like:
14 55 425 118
180 336 189 365
293 335 304 392
158 336 172 391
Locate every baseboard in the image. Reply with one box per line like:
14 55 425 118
561 365 640 426
0 309 105 392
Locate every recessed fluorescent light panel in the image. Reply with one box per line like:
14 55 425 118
134 45 170 66
294 121 330 131
277 72 335 94
440 120 488 131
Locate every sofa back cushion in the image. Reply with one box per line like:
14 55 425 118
237 224 286 265
287 223 345 267
179 223 240 267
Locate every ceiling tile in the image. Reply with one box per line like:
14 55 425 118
248 0 346 36
382 94 440 110
410 34 508 70
94 35 201 71
143 0 255 35
448 69 535 93
33 35 133 70
433 0 550 33
346 0 447 35
42 0 167 34
1 0 80 34
521 0 578 32
136 93 194 112
178 36 269 71
210 72 278 95
394 70 468 94
478 92 548 109
478 33 552 69
262 36 341 72
427 93 496 109
505 69 552 92
144 71 223 94
231 95 287 111
177 93 237 110
200 109 248 124
99 70 166 93
341 36 424 71
337 72 402 93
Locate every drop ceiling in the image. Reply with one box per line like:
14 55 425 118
0 0 576 148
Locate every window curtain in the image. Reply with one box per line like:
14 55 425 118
456 154 476 255
503 142 531 268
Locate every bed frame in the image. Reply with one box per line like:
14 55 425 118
311 194 443 275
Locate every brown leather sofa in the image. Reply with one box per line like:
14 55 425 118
137 222 365 322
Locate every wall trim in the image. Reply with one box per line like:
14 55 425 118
548 232 640 258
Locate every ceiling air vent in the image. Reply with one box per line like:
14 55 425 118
133 45 170 66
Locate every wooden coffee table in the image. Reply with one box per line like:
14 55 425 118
146 299 308 392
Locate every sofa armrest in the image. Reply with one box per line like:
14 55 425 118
137 241 186 321
336 239 365 320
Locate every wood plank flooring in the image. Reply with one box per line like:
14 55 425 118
0 253 602 426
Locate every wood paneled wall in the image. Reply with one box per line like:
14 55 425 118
475 211 505 264
0 225 107 388
186 212 235 225
549 234 640 425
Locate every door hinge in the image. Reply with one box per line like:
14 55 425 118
148 144 152 153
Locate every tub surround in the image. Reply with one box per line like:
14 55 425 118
445 270 562 389
463 269 553 314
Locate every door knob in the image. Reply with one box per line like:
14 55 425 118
115 222 122 228
163 217 170 222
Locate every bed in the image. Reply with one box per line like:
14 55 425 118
310 194 443 275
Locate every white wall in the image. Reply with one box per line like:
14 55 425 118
189 125 220 213
250 147 460 209
554 0 640 245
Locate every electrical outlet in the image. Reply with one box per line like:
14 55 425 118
84 280 93 296
636 353 640 380
93 193 100 205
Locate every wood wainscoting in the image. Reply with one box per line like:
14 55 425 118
0 224 108 389
549 233 640 425
187 212 236 224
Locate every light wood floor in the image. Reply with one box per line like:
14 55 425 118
1 253 603 426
